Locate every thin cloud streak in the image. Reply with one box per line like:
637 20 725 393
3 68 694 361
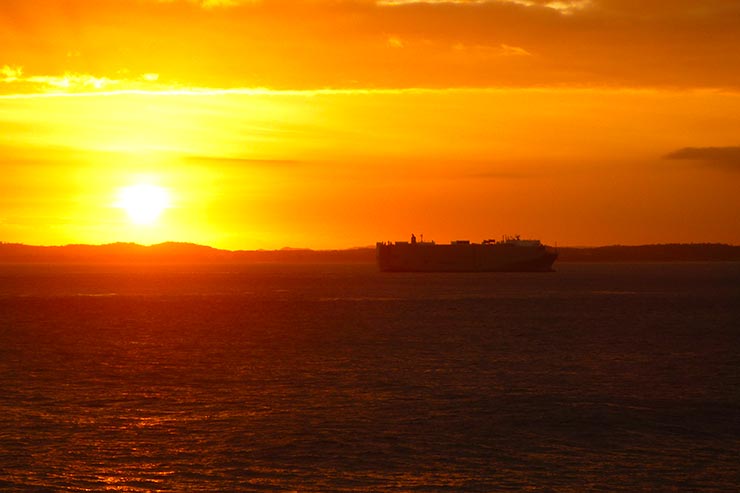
184 155 301 167
377 0 591 13
3 83 734 100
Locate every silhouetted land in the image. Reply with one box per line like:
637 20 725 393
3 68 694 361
556 244 740 262
0 242 371 264
1 242 739 264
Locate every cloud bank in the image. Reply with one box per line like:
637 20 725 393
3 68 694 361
665 146 740 170
1 0 740 91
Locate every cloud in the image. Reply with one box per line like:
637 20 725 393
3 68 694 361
0 67 167 96
387 35 404 48
453 42 532 57
184 155 301 167
376 0 591 14
664 146 740 170
2 65 23 82
465 170 528 179
27 73 116 90
157 0 251 7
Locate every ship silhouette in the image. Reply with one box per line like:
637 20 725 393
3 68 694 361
376 235 558 272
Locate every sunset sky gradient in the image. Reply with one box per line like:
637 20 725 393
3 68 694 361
2 0 739 248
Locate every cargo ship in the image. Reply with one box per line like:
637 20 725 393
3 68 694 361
376 235 557 272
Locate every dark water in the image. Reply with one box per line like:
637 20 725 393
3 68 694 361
1 262 739 492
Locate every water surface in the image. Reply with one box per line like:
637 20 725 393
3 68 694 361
1 263 739 491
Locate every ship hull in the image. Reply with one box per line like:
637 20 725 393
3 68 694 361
376 242 557 272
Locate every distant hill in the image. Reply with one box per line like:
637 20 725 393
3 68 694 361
0 242 375 264
556 243 740 262
1 242 738 264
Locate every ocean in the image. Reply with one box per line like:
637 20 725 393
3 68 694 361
1 262 738 492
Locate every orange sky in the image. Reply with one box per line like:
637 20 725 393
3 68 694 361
1 0 740 249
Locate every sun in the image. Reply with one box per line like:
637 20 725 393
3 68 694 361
116 183 171 225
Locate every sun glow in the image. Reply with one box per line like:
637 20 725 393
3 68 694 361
116 183 171 226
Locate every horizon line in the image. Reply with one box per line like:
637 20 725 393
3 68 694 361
2 240 739 251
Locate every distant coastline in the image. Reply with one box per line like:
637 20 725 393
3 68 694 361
1 242 739 264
